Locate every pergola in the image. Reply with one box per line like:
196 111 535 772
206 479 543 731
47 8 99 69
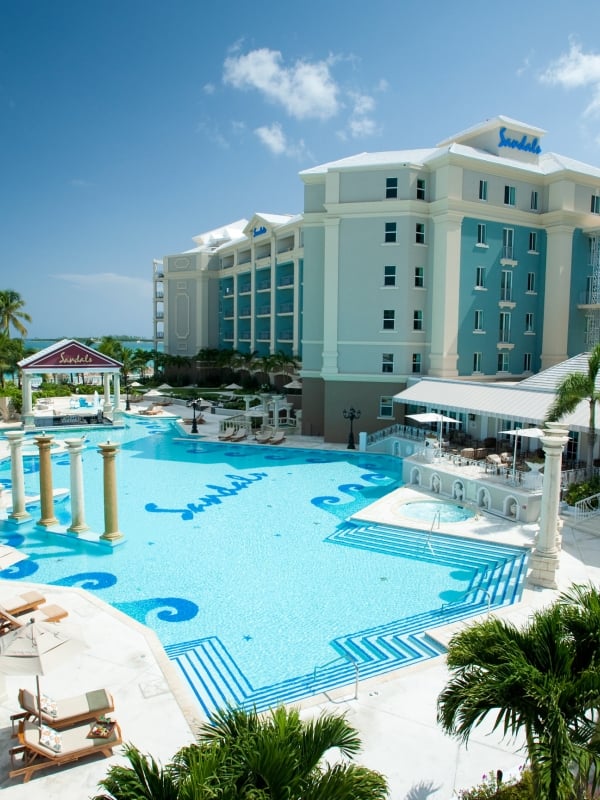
18 339 123 427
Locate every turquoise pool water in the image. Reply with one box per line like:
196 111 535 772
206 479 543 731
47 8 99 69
399 501 475 523
0 419 527 712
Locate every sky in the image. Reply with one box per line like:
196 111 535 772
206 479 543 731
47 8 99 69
3 1 600 339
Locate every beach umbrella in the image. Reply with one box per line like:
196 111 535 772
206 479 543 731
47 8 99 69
499 427 545 482
157 383 172 391
144 389 161 398
284 379 302 390
225 383 241 391
0 618 86 727
0 545 28 571
406 412 461 448
130 381 143 389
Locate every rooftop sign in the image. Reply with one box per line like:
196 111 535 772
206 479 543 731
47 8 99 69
498 126 541 155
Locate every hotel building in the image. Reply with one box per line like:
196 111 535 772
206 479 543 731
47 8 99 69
155 116 600 443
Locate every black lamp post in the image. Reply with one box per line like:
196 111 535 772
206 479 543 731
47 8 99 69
125 383 131 411
189 399 200 434
343 406 361 450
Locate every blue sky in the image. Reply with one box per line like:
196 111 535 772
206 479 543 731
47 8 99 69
3 0 600 338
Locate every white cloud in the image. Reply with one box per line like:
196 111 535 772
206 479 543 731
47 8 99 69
196 119 230 149
540 40 600 117
53 273 152 299
254 122 307 159
341 90 378 139
223 48 339 120
203 82 216 95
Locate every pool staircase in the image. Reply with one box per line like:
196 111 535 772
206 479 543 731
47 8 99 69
167 522 529 718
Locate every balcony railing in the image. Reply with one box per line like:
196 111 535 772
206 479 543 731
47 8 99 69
502 246 514 260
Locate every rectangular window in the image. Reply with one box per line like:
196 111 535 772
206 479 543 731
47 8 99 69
525 312 534 332
379 395 394 416
414 266 424 287
386 178 398 199
504 185 516 206
523 352 532 372
497 353 509 372
478 179 488 201
413 310 423 330
384 265 396 286
528 231 538 252
475 266 486 288
499 311 511 343
591 194 600 214
416 179 426 200
502 228 514 259
500 270 512 302
477 223 487 245
415 223 425 244
383 309 395 330
527 272 536 292
473 352 482 372
381 354 394 374
384 222 397 243
474 310 484 331
530 190 538 210
412 353 422 373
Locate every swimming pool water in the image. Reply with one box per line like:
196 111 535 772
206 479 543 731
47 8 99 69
0 420 526 710
399 501 475 524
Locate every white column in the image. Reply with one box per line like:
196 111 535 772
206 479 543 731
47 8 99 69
21 374 34 428
65 438 88 534
102 374 113 414
113 372 121 411
98 441 124 543
529 422 570 589
429 211 463 377
540 225 574 369
5 431 31 524
292 257 300 356
321 218 340 376
34 434 58 527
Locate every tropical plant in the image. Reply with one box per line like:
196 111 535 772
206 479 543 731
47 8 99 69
94 705 388 800
437 584 600 800
0 289 31 338
0 334 25 387
545 344 600 478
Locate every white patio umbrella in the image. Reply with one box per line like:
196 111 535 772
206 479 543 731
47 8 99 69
225 383 241 391
144 389 161 398
157 383 172 391
0 619 86 727
0 544 28 572
499 427 546 482
284 379 302 390
406 412 461 448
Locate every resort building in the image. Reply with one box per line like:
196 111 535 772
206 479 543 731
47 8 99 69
155 116 600 444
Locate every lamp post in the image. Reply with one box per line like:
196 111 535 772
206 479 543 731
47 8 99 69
125 382 131 412
188 399 200 434
343 407 361 450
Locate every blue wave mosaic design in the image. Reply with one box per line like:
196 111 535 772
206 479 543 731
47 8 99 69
52 572 117 590
1 559 39 580
114 597 199 625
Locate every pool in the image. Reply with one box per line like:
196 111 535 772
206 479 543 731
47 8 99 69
398 501 475 524
0 420 528 714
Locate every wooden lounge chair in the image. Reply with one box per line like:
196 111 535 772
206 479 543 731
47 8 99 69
9 719 122 783
0 590 46 617
218 427 235 440
269 431 286 445
255 431 272 444
229 428 247 441
0 604 69 635
11 687 115 732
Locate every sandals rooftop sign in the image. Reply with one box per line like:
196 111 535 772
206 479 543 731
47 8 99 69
498 126 542 155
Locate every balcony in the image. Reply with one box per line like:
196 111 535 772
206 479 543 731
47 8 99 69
257 281 271 291
238 285 252 295
257 306 271 316
578 290 600 308
277 277 294 288
278 302 294 314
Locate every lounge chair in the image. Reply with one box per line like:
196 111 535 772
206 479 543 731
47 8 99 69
11 687 115 732
255 431 272 444
0 590 46 617
269 431 286 445
218 427 235 440
0 604 69 635
229 428 247 442
9 719 122 783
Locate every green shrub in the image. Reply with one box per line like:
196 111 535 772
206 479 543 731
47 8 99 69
458 769 533 799
564 476 600 507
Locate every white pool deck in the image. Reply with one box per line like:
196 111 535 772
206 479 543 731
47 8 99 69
1 405 599 798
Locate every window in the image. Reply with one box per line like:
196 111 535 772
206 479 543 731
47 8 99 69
525 312 534 332
530 190 538 211
478 179 488 201
386 178 398 199
502 228 514 259
475 266 486 288
474 310 484 331
381 354 394 373
473 352 482 372
527 272 536 293
379 395 394 417
528 231 538 252
412 353 422 373
523 353 532 372
500 270 512 302
477 223 487 246
414 266 424 287
384 222 397 243
499 311 511 343
383 309 395 330
591 194 600 214
413 310 423 330
497 353 509 372
416 179 426 200
384 265 396 286
504 185 516 206
415 223 425 244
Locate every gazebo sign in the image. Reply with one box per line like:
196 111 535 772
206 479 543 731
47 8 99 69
19 339 122 373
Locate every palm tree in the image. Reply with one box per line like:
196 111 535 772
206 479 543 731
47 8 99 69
0 289 31 338
545 343 600 478
437 585 600 800
94 705 388 800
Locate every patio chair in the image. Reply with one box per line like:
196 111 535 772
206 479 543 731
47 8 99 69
269 431 286 445
255 431 272 444
229 428 247 441
0 590 46 617
11 687 115 732
0 604 69 635
218 427 235 440
9 718 122 783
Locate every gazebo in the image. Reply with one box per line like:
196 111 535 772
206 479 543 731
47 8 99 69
18 339 123 427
